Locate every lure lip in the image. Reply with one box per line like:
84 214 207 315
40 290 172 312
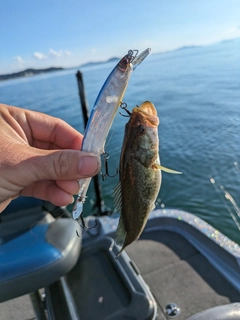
132 48 151 70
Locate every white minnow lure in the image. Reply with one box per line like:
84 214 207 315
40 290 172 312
72 48 151 221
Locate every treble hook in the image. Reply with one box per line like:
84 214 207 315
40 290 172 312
119 101 132 117
101 152 118 181
76 213 97 234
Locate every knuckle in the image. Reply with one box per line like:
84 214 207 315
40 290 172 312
54 151 71 178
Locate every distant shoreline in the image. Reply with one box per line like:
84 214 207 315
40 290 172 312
0 67 64 82
2 37 238 82
0 57 120 82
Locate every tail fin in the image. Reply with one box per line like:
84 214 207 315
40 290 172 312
115 216 127 259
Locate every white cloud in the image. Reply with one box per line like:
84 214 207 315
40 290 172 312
64 50 71 56
222 26 240 39
49 49 72 58
90 48 97 56
13 56 24 64
33 49 72 61
49 49 62 57
34 52 47 60
10 49 73 72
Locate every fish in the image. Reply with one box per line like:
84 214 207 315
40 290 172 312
72 49 151 221
114 101 181 257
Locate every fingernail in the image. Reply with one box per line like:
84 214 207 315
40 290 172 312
79 156 100 176
70 196 75 204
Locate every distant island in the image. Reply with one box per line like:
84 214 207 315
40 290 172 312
79 57 119 68
0 67 64 81
0 57 120 82
175 45 202 51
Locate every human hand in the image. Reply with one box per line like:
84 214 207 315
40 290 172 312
0 104 100 212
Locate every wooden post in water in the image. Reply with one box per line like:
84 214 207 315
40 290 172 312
76 71 89 126
76 70 103 215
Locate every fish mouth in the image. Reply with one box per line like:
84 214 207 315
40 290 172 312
133 101 159 126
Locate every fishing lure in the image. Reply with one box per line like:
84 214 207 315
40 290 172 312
72 49 151 222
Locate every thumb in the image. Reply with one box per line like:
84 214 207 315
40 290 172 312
19 148 101 184
0 144 101 208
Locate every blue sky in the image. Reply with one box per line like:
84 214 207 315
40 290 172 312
0 0 240 74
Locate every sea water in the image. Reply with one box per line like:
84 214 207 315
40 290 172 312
1 38 240 243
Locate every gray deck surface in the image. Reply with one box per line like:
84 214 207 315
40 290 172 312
126 230 240 319
0 294 36 320
1 230 240 320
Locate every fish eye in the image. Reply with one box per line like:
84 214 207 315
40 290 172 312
138 125 145 133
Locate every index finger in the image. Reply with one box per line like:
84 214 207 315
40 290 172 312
12 106 83 150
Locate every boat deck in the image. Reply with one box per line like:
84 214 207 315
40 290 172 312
0 294 36 320
1 229 240 319
125 230 240 319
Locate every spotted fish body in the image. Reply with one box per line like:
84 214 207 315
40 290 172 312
114 101 162 257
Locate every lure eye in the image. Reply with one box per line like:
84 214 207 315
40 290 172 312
118 55 130 72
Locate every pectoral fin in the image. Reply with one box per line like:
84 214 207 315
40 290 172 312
153 164 182 174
